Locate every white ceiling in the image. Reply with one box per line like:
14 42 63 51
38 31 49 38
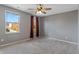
4 4 78 17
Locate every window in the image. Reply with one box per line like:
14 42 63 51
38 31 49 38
5 11 20 33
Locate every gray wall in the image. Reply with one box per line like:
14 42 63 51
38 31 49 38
42 10 78 43
0 5 31 45
78 5 79 51
39 17 45 38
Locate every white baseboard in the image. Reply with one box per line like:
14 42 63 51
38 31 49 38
0 38 30 47
47 37 78 45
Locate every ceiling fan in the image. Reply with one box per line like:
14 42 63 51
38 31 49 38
28 4 52 14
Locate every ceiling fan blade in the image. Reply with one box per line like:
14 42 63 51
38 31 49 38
42 11 46 14
43 12 46 14
45 8 52 10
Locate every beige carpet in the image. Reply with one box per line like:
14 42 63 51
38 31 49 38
0 38 78 54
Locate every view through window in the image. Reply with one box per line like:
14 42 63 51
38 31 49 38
5 11 20 33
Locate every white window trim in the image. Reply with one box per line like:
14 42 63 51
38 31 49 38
5 10 20 34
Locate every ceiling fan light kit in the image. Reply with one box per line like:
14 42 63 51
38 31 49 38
36 11 43 14
28 4 52 14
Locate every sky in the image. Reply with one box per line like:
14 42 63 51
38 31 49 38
5 12 20 23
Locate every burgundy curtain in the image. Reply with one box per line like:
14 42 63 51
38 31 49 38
36 17 39 37
30 16 34 38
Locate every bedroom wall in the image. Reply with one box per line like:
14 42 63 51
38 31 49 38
0 5 31 45
39 17 45 38
42 10 78 43
78 5 79 51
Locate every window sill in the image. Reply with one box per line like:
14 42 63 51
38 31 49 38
5 32 20 34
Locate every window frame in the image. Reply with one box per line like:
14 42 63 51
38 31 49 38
5 10 20 34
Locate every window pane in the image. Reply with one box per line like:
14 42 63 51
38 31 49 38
5 11 20 33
